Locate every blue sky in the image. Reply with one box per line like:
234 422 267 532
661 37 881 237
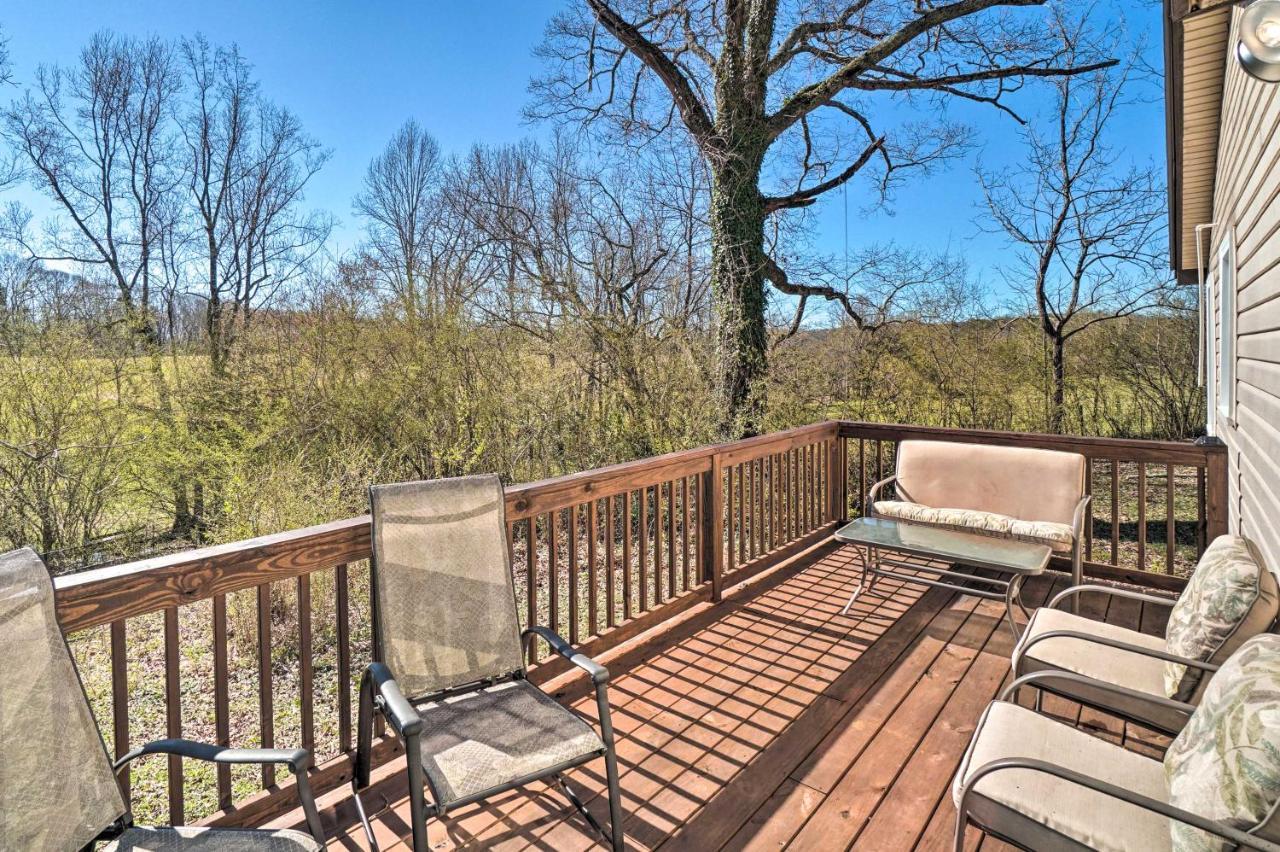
1 0 1167 303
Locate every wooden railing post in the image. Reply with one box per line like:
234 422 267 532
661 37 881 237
1202 440 1230 543
828 428 846 523
702 453 724 602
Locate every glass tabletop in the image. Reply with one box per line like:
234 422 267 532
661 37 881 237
833 517 1051 575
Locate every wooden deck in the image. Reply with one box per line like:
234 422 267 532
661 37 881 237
269 538 1172 851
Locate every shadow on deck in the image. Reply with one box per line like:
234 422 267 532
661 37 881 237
268 538 1171 851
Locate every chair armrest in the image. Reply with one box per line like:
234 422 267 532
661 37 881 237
1071 495 1092 540
957 755 1280 851
364 661 423 736
523 625 609 685
1014 628 1219 674
1049 584 1178 612
113 739 311 773
866 475 897 513
113 738 327 843
1000 671 1196 718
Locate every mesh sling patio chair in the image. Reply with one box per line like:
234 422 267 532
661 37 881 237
1011 534 1278 735
0 546 326 851
352 475 625 852
952 635 1280 852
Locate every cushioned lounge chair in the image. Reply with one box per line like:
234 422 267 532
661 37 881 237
954 634 1280 852
868 439 1090 604
0 547 326 851
352 475 624 852
1013 534 1278 734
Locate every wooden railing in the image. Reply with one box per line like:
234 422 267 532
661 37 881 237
49 420 1227 830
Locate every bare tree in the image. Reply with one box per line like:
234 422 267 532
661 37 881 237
179 36 330 373
978 17 1169 433
532 0 1111 434
0 28 17 191
1 33 181 341
354 119 442 321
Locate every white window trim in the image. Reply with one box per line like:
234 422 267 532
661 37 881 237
1206 257 1217 434
1218 235 1237 425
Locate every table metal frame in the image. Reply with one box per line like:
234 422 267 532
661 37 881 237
836 521 1050 639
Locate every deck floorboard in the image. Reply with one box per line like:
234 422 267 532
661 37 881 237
269 540 1173 851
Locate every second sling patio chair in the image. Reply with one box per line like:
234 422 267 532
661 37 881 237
352 475 625 852
0 546 326 851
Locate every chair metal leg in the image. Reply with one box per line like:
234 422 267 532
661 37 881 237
595 683 626 851
405 733 430 852
1070 542 1083 615
556 773 608 838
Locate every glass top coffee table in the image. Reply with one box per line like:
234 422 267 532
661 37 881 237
834 517 1052 637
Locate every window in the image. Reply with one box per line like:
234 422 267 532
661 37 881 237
1218 238 1236 422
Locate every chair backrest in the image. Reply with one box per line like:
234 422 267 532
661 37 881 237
1164 633 1280 848
0 547 127 849
369 475 524 699
894 439 1087 526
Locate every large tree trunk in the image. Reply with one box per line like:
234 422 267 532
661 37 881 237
709 156 768 438
1050 334 1067 433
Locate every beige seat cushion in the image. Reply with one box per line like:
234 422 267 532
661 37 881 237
953 701 1171 852
415 679 603 806
874 500 1075 552
1165 634 1280 851
102 826 322 851
894 439 1086 526
1014 607 1190 733
1163 535 1278 703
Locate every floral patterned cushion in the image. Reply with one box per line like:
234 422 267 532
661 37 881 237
873 500 1075 552
1163 535 1278 702
1165 634 1280 851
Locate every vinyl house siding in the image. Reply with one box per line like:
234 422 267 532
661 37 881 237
1208 6 1280 572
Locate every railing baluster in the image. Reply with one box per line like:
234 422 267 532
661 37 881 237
211 591 231 803
639 489 649 609
526 518 537 661
1111 460 1121 566
1167 464 1177 574
752 460 762 555
806 444 815 531
682 477 692 590
165 606 183 822
298 574 314 755
569 506 580 641
110 620 130 805
335 564 351 754
726 466 736 574
858 439 866 516
548 510 560 639
256 584 274 789
604 500 615 631
655 482 664 603
668 480 677 598
737 464 746 565
1084 460 1094 562
1137 463 1148 571
623 492 634 619
587 499 599 633
1197 466 1207 554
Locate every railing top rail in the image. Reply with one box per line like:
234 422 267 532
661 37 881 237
54 516 372 632
838 421 1223 465
504 420 838 520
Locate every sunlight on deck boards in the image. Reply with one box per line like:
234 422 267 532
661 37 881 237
267 540 1171 851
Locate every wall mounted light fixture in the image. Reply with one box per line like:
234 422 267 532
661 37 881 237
1239 0 1280 82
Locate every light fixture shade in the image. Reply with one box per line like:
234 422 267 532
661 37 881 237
1239 0 1280 82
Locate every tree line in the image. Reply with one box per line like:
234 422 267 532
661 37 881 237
0 11 1195 569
